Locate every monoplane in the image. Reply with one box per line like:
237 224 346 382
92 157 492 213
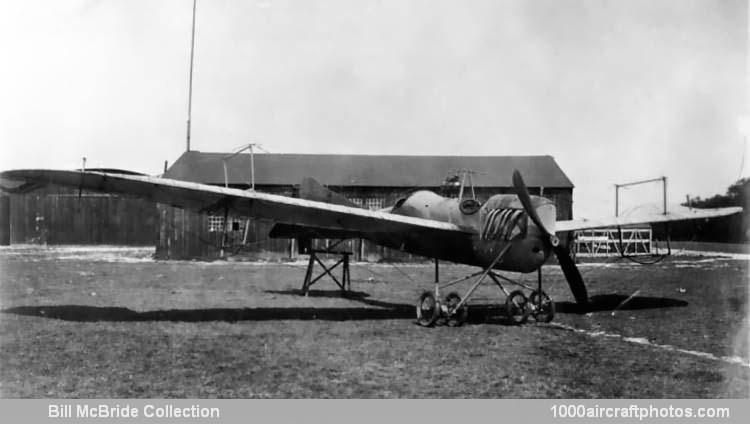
1 168 740 326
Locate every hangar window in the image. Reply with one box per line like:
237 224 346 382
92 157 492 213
208 216 244 232
366 197 384 210
349 197 363 207
208 216 224 232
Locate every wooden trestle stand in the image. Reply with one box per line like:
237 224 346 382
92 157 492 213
298 238 352 295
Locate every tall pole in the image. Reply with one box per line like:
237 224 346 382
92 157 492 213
614 184 619 217
186 0 197 152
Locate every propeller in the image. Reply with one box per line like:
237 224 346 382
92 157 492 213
512 170 589 308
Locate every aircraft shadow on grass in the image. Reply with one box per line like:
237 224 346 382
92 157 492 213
555 293 688 313
2 291 687 323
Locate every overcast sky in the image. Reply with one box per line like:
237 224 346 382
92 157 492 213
0 0 746 217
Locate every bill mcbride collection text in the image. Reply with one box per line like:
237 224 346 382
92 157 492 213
49 403 220 419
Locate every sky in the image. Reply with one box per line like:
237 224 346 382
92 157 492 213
0 0 747 218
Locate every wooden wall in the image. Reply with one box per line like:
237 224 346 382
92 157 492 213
154 205 426 262
154 185 573 261
155 205 287 259
7 182 572 257
0 195 9 245
8 185 156 245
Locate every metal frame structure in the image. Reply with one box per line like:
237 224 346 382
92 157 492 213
609 176 672 263
221 144 269 249
574 228 652 256
615 176 667 216
222 143 265 190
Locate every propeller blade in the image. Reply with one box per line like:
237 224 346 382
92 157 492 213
513 169 589 308
554 245 589 308
512 170 555 236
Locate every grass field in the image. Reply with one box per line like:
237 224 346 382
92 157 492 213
0 245 748 398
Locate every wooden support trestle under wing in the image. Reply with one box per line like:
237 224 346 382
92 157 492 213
300 239 352 295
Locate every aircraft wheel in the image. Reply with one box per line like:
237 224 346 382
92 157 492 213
444 292 468 327
529 290 555 323
416 291 440 327
505 290 529 325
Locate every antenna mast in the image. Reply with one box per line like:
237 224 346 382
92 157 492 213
186 0 197 152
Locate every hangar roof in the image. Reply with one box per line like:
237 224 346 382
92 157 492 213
164 151 574 188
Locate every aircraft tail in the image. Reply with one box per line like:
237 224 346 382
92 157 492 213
298 177 362 208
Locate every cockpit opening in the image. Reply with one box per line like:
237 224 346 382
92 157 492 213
459 199 481 215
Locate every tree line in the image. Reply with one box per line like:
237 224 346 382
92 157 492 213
654 178 749 243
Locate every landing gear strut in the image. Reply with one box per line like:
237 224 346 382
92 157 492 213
415 249 555 326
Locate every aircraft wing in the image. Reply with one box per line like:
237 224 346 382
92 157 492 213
0 169 473 244
555 205 743 233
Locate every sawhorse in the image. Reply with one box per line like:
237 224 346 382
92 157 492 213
301 245 352 295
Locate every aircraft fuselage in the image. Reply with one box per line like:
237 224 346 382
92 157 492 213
383 191 555 273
